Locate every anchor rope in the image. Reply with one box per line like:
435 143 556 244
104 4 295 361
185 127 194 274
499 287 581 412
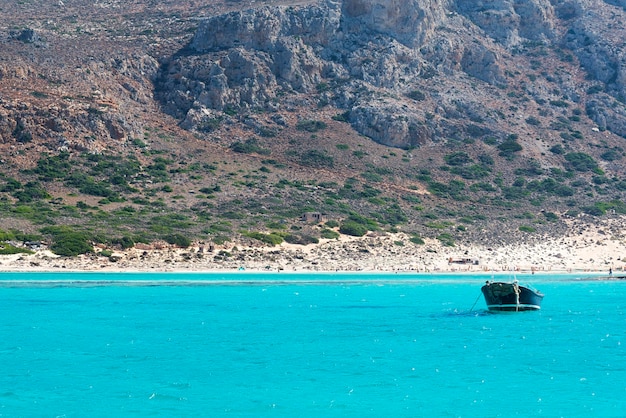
469 289 483 312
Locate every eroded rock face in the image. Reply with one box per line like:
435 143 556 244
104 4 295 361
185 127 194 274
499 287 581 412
341 0 451 47
461 45 505 84
587 96 626 137
156 0 626 148
564 0 626 100
457 0 556 47
190 2 341 53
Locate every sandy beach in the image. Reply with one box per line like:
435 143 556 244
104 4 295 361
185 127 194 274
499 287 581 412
1 217 625 275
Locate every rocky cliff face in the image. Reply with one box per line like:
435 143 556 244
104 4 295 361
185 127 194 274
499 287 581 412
0 33 159 155
561 0 626 135
457 0 556 47
156 0 626 149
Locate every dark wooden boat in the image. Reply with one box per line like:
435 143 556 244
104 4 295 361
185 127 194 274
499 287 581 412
481 280 544 311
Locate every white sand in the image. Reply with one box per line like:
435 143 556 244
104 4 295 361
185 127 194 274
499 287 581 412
1 218 625 275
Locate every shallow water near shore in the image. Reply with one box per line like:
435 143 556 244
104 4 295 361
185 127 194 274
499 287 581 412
1 272 625 416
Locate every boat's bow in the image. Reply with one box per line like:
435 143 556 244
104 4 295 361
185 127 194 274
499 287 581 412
481 280 543 311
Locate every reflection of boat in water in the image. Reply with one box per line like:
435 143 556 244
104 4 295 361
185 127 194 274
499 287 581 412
481 280 544 311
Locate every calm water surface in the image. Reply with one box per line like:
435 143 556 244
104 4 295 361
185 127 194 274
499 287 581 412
1 272 625 417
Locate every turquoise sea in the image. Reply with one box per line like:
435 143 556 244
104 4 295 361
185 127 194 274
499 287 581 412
1 272 625 417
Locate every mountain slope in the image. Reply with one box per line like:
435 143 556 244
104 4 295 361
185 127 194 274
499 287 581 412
1 0 626 254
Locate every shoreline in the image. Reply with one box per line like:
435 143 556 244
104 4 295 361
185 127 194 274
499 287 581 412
0 270 620 292
0 269 617 288
1 219 624 276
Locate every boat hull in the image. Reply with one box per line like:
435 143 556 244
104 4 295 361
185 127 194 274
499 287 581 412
481 281 544 311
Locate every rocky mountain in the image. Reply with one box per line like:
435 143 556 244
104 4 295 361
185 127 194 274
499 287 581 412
157 0 626 148
1 0 626 254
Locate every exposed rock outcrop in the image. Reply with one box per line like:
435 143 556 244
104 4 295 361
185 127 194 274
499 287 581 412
156 0 626 147
564 0 626 101
0 49 159 152
157 0 504 148
457 0 556 47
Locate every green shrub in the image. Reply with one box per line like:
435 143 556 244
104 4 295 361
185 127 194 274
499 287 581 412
525 116 540 126
145 157 171 182
316 82 330 92
427 180 466 199
49 232 93 256
359 185 382 198
406 90 426 101
1 177 22 192
284 234 319 245
332 112 350 122
377 203 408 226
230 138 270 155
529 178 574 197
257 126 278 138
409 236 425 245
212 235 229 245
544 212 559 222
114 236 135 249
197 117 223 133
465 124 490 138
497 140 523 158
244 231 284 246
338 213 377 236
325 220 340 228
451 164 490 179
592 175 608 185
550 100 569 108
339 221 368 237
265 221 287 230
564 152 598 172
549 144 564 155
470 182 497 192
0 229 16 241
164 233 191 248
213 250 232 261
296 120 327 132
515 160 544 177
401 195 421 204
502 186 529 200
444 152 472 166
600 149 622 162
479 154 494 166
0 243 34 255
199 185 220 195
299 150 334 168
361 171 383 182
34 152 72 181
587 85 603 94
12 181 50 202
320 228 340 239
582 200 626 216
437 233 455 246
581 205 604 216
425 221 453 229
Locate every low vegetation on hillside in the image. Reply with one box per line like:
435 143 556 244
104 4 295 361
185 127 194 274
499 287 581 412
2 0 626 256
